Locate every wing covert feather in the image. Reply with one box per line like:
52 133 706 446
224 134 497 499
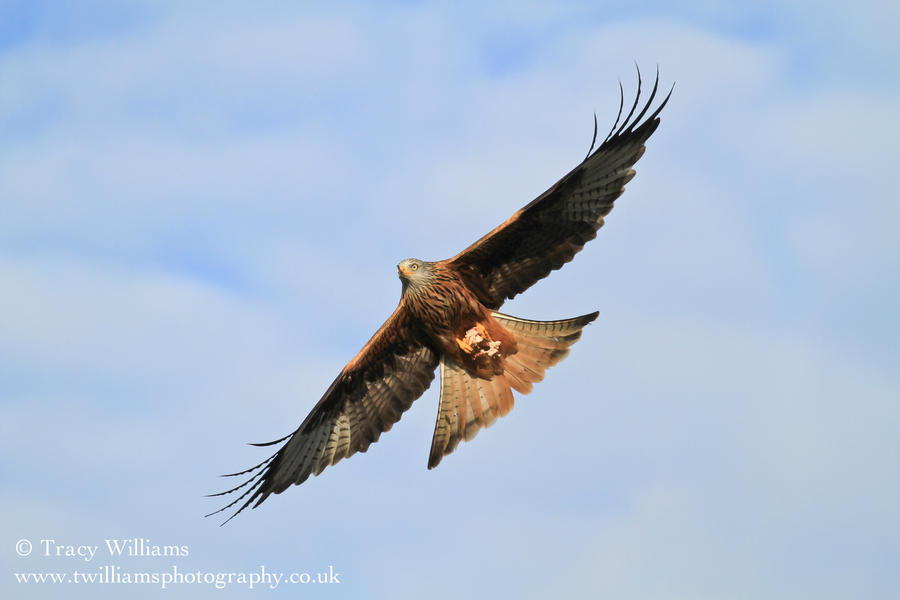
208 305 439 523
448 71 671 309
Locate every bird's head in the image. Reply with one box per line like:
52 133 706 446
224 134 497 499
397 258 434 293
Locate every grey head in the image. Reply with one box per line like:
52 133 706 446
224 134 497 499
397 258 435 294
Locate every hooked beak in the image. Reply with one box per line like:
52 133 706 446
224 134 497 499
398 264 411 277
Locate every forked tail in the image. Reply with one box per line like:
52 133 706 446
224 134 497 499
428 310 598 469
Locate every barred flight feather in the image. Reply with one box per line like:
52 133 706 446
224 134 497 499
210 68 669 523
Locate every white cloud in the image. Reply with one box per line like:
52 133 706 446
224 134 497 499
2 3 898 599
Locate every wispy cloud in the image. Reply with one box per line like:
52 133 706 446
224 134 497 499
2 2 898 599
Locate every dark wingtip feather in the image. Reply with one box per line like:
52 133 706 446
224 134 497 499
613 64 643 139
593 65 671 155
207 463 268 499
204 472 268 526
648 81 675 123
205 450 280 524
248 431 293 447
602 81 625 146
626 69 659 133
584 112 599 161
219 452 277 478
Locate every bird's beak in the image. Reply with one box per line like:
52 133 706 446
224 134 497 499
398 264 410 277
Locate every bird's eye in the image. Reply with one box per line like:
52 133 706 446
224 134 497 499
410 263 419 271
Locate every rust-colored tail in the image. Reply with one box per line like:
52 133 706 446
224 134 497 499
428 311 598 469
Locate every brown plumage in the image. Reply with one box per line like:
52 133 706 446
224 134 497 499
208 70 671 523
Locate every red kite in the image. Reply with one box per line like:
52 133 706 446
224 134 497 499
210 71 671 523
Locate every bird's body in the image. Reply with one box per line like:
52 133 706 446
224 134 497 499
210 70 671 523
397 259 516 379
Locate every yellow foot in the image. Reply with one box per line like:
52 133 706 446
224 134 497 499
456 338 474 354
457 323 494 356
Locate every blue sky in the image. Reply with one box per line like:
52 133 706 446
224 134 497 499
2 1 898 598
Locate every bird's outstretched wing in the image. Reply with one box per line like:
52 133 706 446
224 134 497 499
448 69 672 309
208 305 439 524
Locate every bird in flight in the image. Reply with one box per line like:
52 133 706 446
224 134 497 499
209 69 671 523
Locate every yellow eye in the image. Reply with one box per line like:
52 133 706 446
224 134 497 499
410 263 418 271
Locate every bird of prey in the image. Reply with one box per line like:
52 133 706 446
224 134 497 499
209 70 671 523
